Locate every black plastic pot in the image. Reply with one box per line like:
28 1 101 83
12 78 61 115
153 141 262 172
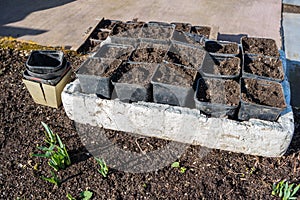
76 58 122 99
23 65 71 86
94 43 134 61
205 40 239 57
111 62 157 102
238 78 287 121
242 54 284 82
164 41 206 70
151 63 197 107
26 58 68 79
140 22 175 40
26 51 65 73
194 77 240 117
200 54 241 78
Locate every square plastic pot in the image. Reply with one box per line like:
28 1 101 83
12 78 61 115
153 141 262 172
164 41 206 70
241 36 279 57
129 39 170 63
238 78 287 121
112 62 157 102
205 40 239 57
94 43 134 61
242 54 284 82
110 21 145 38
170 22 192 32
26 50 65 74
76 58 122 99
200 54 241 78
190 26 211 38
140 22 175 40
151 63 198 107
171 30 205 47
194 78 240 117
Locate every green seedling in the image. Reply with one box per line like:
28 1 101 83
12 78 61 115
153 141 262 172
67 190 93 200
272 180 300 200
95 157 108 177
32 123 71 171
41 122 56 145
80 190 93 200
66 193 76 200
41 171 61 187
171 161 187 174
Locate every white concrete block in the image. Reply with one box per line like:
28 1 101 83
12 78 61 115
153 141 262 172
62 79 294 157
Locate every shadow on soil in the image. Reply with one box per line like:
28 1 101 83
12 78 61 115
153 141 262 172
286 107 300 155
0 0 75 37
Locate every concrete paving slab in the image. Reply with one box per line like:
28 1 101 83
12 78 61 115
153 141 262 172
283 13 300 61
0 0 282 50
283 0 300 6
282 12 300 107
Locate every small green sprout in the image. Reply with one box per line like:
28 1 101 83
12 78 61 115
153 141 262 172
41 171 61 187
272 180 300 200
95 157 108 177
171 161 187 174
80 190 93 200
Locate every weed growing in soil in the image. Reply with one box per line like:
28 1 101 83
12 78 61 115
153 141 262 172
272 180 300 200
95 157 108 177
32 122 71 171
67 189 93 200
171 162 187 174
41 171 61 187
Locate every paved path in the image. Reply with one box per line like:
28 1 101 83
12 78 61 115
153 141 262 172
0 0 281 50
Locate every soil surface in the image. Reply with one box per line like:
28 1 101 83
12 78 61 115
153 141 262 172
141 23 174 39
205 41 239 55
0 43 300 199
283 4 300 13
241 78 286 108
114 63 157 85
95 44 133 60
78 58 122 77
171 23 192 32
165 43 206 69
244 55 284 80
111 22 144 38
197 78 240 106
152 63 196 87
130 42 169 63
202 56 240 76
190 26 211 38
241 37 279 57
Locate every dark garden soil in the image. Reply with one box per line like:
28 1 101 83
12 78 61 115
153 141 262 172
165 43 206 69
196 78 240 106
283 4 300 13
111 22 144 38
202 56 240 76
241 37 279 57
141 23 174 39
152 63 196 87
1 39 300 200
95 44 134 61
78 58 122 77
205 41 239 55
190 26 211 38
241 78 286 108
130 42 169 63
244 55 284 80
171 23 192 32
113 63 157 85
